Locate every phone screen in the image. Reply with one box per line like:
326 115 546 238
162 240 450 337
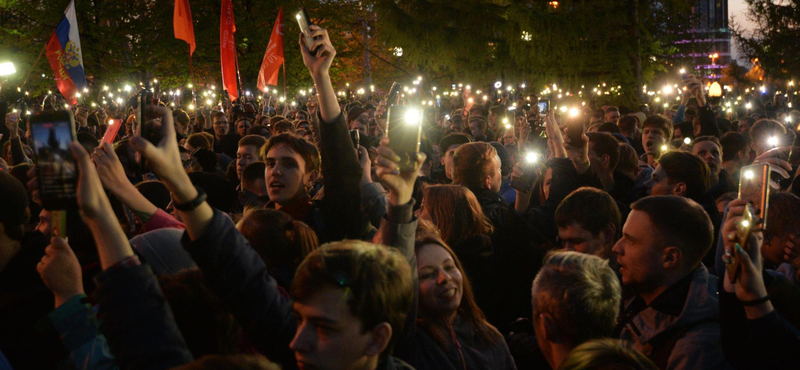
538 101 548 116
31 111 78 209
738 163 770 228
386 105 422 171
296 8 316 52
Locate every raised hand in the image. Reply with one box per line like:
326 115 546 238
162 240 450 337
5 111 20 138
37 236 84 308
298 25 336 79
375 137 425 206
75 106 89 128
92 142 131 192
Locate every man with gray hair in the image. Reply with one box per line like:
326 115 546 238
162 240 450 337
532 251 622 369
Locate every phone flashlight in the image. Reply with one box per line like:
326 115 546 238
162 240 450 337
679 68 686 74
744 170 755 179
525 152 539 164
568 107 580 117
683 137 691 145
768 136 779 147
445 114 451 120
494 81 502 89
660 144 669 152
404 108 422 126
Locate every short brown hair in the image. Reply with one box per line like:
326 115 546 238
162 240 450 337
691 135 722 152
291 241 413 353
658 151 710 201
555 187 621 240
559 339 658 370
452 142 497 189
422 185 493 246
272 120 296 135
187 133 212 150
238 135 267 151
631 196 713 269
260 134 320 173
616 143 639 181
642 114 673 141
749 119 787 142
586 132 620 170
211 110 228 124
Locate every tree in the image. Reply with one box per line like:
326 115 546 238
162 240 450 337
733 0 800 81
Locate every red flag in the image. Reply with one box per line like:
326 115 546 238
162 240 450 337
257 7 284 91
174 0 195 55
220 0 238 101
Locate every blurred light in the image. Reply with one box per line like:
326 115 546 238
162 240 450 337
662 85 673 94
404 108 422 125
525 152 539 163
494 81 502 89
660 144 668 152
684 137 691 145
741 220 750 228
768 136 779 147
188 104 195 110
568 107 580 117
745 170 754 179
0 62 17 78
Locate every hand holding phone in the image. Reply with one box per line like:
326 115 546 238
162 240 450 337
102 118 122 144
386 105 423 172
296 8 319 54
510 152 542 192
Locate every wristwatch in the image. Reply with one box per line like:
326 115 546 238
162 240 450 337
173 187 207 211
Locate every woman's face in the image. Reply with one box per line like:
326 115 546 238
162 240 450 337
417 243 463 318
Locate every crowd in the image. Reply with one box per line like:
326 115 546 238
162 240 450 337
1 24 800 370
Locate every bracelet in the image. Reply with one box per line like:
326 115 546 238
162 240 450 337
740 295 770 306
173 187 207 211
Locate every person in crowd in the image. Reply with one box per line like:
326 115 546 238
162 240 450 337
719 132 751 180
532 252 621 369
235 135 266 182
469 116 490 142
235 116 253 138
749 119 787 157
436 132 472 182
737 116 756 136
558 339 658 370
604 107 621 123
208 111 236 157
718 198 800 369
554 187 621 260
691 136 736 201
614 196 726 370
240 162 268 207
639 115 672 167
271 120 296 136
236 208 319 290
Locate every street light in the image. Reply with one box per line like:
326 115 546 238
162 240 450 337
709 53 719 66
0 62 16 76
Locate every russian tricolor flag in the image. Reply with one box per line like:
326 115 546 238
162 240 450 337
45 0 87 105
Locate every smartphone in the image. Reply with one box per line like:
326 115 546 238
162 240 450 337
726 204 756 283
565 118 586 148
30 110 78 210
387 82 401 106
510 152 541 192
139 86 164 145
738 163 770 229
788 131 800 166
103 118 122 144
386 105 423 171
296 8 319 54
349 129 360 149
538 99 549 117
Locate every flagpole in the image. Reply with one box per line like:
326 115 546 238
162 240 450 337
282 62 287 103
188 44 196 107
234 50 242 102
20 44 47 90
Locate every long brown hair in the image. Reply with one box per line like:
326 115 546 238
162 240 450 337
414 236 502 350
422 185 493 247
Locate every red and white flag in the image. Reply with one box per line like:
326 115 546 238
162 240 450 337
257 7 284 91
220 0 238 101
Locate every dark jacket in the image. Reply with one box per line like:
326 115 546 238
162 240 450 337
93 258 194 370
697 104 721 138
267 112 369 243
719 283 800 369
0 231 63 370
617 266 727 370
379 202 516 370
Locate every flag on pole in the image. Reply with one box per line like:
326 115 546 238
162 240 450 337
45 0 87 105
174 0 195 55
220 0 238 102
257 7 284 92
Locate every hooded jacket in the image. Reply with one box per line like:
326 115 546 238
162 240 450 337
617 265 727 370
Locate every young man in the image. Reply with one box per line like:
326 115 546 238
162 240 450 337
240 162 268 207
437 132 472 182
613 196 725 370
749 119 787 157
235 135 266 181
719 132 751 180
639 115 673 167
691 136 736 201
554 187 621 259
532 251 621 369
604 106 621 124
